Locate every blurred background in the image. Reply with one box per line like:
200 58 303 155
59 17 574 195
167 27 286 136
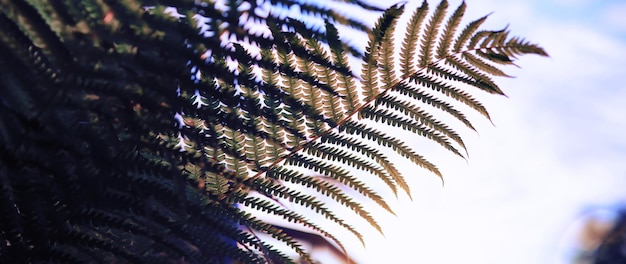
304 0 626 263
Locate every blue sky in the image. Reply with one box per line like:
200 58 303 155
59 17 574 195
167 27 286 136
321 0 626 263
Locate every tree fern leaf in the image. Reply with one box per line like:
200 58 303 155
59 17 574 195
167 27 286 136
277 49 304 101
244 134 268 171
436 1 466 59
400 0 429 78
283 32 343 97
418 0 448 67
284 108 308 149
222 127 251 178
476 49 517 65
320 132 401 196
376 94 467 151
261 40 337 139
480 28 510 49
444 55 504 95
0 12 61 85
281 0 371 33
267 20 346 96
462 52 512 77
343 120 442 182
324 19 343 54
286 153 394 216
481 35 550 59
261 48 282 86
392 82 478 130
409 72 490 119
245 176 366 244
505 37 549 57
3 0 71 67
296 42 324 82
283 18 356 78
360 49 380 101
234 208 312 263
370 3 407 51
306 31 345 122
308 142 398 196
191 202 277 262
377 7 402 88
320 79 344 125
235 195 349 257
296 52 328 135
274 46 310 147
324 21 361 113
261 118 289 162
425 64 499 114
322 87 345 123
473 37 548 68
336 70 361 114
1 1 547 263
184 162 232 196
361 3 404 100
361 106 465 158
206 172 232 197
259 48 298 158
453 15 489 52
301 144 396 214
467 29 494 51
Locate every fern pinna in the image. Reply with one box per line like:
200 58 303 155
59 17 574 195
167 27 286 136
0 0 546 263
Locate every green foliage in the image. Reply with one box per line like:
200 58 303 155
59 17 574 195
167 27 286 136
0 0 546 263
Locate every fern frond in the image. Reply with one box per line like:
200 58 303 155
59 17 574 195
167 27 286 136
274 44 311 147
308 142 397 196
392 82 478 130
467 29 496 51
268 20 351 94
244 176 365 245
361 3 405 100
223 203 306 263
274 0 371 33
361 106 465 158
418 0 448 66
303 143 396 214
343 120 443 181
2 1 71 67
476 34 549 59
377 7 402 88
215 125 257 179
444 55 504 95
453 15 489 52
400 0 429 78
375 94 467 151
305 33 346 123
324 21 361 114
409 73 490 119
462 52 512 77
235 195 348 257
286 154 386 232
259 49 296 162
1 0 547 262
436 1 466 58
321 132 402 196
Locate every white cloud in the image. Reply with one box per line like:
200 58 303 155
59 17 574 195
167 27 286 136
603 3 626 33
337 1 626 264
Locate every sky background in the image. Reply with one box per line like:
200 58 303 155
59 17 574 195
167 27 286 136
315 0 626 263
